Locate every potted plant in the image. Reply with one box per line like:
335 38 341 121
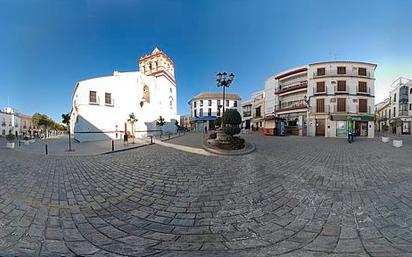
381 122 390 143
156 116 166 137
127 113 138 144
22 135 30 145
391 118 403 147
6 133 15 149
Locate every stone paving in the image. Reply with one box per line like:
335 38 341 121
2 135 151 156
1 133 412 256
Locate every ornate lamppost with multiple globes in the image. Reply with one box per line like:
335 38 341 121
216 72 235 119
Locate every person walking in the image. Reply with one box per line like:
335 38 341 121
348 118 354 143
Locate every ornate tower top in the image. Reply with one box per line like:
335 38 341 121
138 48 175 85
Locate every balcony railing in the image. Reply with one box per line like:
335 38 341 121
356 87 371 95
276 101 307 112
313 70 373 79
275 82 307 95
334 85 348 94
243 111 252 117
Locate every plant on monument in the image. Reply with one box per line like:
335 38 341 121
211 109 245 150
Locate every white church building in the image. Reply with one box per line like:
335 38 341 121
70 48 179 142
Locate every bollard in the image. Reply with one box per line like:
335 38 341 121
45 144 48 155
111 140 114 151
150 135 153 144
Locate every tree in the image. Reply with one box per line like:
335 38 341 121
156 116 166 136
222 109 242 137
61 113 73 151
127 113 138 144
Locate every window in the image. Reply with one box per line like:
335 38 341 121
393 93 396 102
226 100 229 106
337 98 346 112
194 101 197 108
170 88 173 93
337 81 346 92
316 98 325 112
234 101 238 107
200 109 203 116
208 108 212 116
143 85 150 103
255 107 261 117
410 88 412 94
89 91 97 103
217 100 221 106
194 109 197 117
316 81 325 93
208 100 212 106
358 68 367 76
389 109 391 119
317 68 326 76
393 107 396 117
337 66 346 74
105 93 112 105
358 82 367 93
359 99 367 113
200 100 203 106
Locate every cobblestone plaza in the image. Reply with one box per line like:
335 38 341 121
1 133 412 256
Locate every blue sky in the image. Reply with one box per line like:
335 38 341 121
1 0 412 121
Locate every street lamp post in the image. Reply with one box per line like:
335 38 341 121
216 72 235 119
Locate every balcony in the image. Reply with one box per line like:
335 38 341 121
276 101 307 112
275 82 307 95
357 87 371 95
334 85 348 94
313 70 373 79
243 111 252 117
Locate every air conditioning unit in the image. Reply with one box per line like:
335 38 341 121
353 99 358 103
330 98 336 103
331 81 337 84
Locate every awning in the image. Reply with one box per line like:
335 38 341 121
192 116 217 122
331 115 374 121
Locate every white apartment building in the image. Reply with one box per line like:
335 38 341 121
70 48 179 142
264 61 377 138
188 92 241 132
0 107 21 137
241 99 252 130
387 77 412 134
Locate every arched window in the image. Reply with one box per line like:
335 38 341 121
143 85 150 103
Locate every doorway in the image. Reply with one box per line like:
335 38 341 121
315 119 325 136
355 121 368 137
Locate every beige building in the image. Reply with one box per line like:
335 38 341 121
375 98 390 133
264 61 377 138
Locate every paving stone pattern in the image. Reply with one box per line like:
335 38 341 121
1 133 412 256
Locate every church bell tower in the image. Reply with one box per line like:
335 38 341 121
138 47 176 86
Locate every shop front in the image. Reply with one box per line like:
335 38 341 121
331 115 374 138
